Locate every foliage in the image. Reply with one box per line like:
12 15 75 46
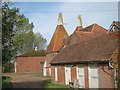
2 2 47 68
19 50 46 57
2 76 12 88
4 63 14 73
34 33 47 50
2 2 20 66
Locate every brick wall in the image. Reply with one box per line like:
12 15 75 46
51 66 55 81
99 64 115 88
71 66 77 82
57 65 65 84
15 56 45 74
84 64 89 88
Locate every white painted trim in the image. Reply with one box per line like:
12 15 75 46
49 68 51 76
14 62 17 73
43 61 47 76
55 67 58 81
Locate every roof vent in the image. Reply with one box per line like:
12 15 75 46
57 12 63 25
78 15 82 26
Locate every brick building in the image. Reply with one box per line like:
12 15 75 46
43 13 69 76
15 50 46 74
51 32 119 88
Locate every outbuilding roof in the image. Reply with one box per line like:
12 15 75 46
51 31 120 64
65 23 107 46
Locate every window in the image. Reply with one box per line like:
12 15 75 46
64 34 67 39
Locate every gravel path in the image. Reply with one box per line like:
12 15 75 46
4 73 48 88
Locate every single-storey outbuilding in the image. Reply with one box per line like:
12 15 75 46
15 50 46 74
50 32 120 88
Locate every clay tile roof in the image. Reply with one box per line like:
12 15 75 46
75 26 83 32
51 31 120 64
66 23 107 46
46 25 69 53
81 23 107 33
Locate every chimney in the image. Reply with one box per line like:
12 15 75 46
78 15 82 26
57 12 63 25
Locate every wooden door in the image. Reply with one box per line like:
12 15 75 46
76 65 85 88
88 64 99 88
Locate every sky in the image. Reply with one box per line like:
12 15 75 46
11 2 118 45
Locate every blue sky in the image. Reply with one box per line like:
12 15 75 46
11 2 118 45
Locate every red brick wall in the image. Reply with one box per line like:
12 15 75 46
98 64 115 88
84 64 89 88
71 66 77 82
16 56 45 74
57 65 65 84
51 66 55 81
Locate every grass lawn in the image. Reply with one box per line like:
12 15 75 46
43 79 69 89
2 76 12 88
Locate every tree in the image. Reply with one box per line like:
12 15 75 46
2 2 34 68
2 2 47 70
2 2 19 65
34 33 47 50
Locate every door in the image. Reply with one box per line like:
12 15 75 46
55 67 58 81
65 65 71 85
76 65 85 88
88 64 99 88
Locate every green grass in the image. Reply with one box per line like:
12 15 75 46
2 76 12 88
43 79 69 90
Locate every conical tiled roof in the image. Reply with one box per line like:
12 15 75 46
46 13 69 53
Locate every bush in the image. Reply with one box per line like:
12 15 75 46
2 76 12 88
3 63 14 73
